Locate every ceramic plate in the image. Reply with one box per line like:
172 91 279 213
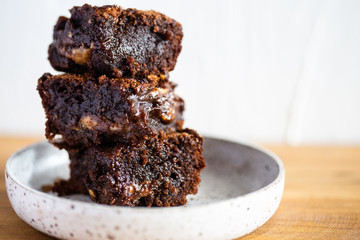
6 137 285 240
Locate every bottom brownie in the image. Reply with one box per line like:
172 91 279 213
53 129 205 207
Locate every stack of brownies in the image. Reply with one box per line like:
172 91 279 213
37 4 205 207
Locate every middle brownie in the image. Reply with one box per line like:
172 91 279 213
37 72 184 148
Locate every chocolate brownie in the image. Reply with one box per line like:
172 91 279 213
37 72 184 148
53 129 205 207
49 4 183 79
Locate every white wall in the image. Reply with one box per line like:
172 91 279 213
0 0 359 144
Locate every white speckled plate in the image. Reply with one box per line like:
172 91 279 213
6 137 285 240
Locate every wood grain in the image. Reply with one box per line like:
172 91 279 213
240 145 360 240
1 137 359 240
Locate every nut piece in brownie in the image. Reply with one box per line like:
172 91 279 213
49 4 183 79
53 129 205 207
37 73 184 148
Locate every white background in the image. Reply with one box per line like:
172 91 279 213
0 0 359 144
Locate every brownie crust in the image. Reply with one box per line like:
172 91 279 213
48 4 183 79
37 72 184 148
53 129 205 207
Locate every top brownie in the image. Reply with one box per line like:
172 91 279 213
48 4 183 79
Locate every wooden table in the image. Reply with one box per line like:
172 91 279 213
1 137 359 240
